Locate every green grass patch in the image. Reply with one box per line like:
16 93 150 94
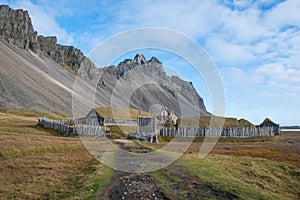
151 154 300 199
152 171 182 185
107 133 123 139
178 154 300 200
48 159 113 200
151 171 186 199
106 125 137 138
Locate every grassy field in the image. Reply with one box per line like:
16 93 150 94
0 110 113 199
106 125 137 138
0 109 69 119
1 109 299 199
145 132 300 199
152 154 300 199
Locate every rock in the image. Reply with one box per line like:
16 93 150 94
134 53 147 64
100 54 210 116
0 5 38 51
38 35 92 72
107 173 167 200
0 5 94 73
149 56 162 64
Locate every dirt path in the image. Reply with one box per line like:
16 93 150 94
99 139 238 200
100 139 168 200
101 171 168 200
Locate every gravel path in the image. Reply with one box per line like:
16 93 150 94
100 139 169 200
103 171 168 200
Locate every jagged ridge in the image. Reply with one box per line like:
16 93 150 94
0 5 210 117
0 5 94 72
100 54 209 116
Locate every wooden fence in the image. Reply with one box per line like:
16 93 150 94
104 118 137 126
38 118 71 135
38 118 106 136
137 117 158 143
39 117 278 139
160 126 277 138
73 122 106 136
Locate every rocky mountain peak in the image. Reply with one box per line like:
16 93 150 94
0 5 38 51
133 54 162 64
100 54 209 115
104 54 166 80
0 5 95 73
134 53 147 64
118 54 162 67
149 56 162 64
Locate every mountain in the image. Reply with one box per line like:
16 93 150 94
0 5 95 72
0 5 210 117
98 54 209 116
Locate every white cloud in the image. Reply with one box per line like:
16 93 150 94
105 0 223 38
221 9 269 43
265 0 300 28
222 62 300 93
255 63 300 87
223 0 255 9
204 36 255 66
220 63 300 125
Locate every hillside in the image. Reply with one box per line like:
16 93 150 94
0 5 210 118
0 38 74 114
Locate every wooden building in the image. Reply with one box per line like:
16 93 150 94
76 107 150 126
257 118 280 135
76 109 104 126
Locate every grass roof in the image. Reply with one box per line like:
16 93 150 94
259 117 278 126
94 107 150 120
178 116 253 128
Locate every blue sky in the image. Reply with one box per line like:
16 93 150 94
2 0 300 125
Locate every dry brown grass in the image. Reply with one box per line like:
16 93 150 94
209 131 300 167
0 110 112 199
0 109 68 119
1 150 89 199
145 132 300 167
212 148 300 165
